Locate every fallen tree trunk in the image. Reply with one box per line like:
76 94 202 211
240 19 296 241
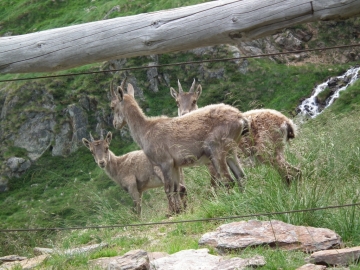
1 0 360 74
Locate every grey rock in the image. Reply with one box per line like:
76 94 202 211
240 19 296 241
150 248 265 270
106 58 127 71
52 122 72 156
306 246 360 266
0 255 27 262
148 252 169 262
34 243 108 256
89 251 163 269
13 112 56 161
6 157 31 177
107 249 149 270
67 104 88 142
0 176 8 192
147 62 159 93
0 254 48 270
199 220 341 253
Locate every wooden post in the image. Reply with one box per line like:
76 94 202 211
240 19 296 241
1 0 360 73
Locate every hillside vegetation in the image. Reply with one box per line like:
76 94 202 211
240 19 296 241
1 0 360 269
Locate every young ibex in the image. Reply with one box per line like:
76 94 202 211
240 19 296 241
170 80 301 184
110 79 247 214
82 131 187 216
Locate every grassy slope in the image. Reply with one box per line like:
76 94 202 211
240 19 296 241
1 0 360 269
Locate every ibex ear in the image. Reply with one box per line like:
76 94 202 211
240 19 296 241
117 86 124 101
170 87 178 99
82 138 91 149
195 84 202 98
105 132 112 145
127 83 135 97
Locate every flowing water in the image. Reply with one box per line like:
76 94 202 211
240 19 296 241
297 66 360 118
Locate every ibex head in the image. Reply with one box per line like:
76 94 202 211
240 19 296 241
110 78 135 129
82 130 112 169
170 79 202 116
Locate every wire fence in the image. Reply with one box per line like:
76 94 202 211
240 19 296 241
1 43 360 83
1 42 360 236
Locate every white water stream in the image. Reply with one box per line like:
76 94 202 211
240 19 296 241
297 66 360 118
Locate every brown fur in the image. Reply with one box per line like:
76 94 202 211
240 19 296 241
240 109 301 184
111 81 247 214
82 131 187 216
170 81 301 185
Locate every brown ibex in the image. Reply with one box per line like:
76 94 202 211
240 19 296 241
110 79 247 214
170 80 301 185
82 131 187 216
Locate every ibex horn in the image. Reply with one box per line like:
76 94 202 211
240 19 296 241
89 132 95 142
100 129 104 140
177 79 183 93
189 78 196 93
120 76 127 91
110 79 117 98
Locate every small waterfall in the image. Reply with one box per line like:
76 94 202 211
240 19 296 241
297 66 360 118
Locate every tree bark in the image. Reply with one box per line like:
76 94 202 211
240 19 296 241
1 0 360 74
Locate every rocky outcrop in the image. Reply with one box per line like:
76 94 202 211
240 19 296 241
199 220 341 254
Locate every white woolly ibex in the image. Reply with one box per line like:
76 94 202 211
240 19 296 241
110 79 247 214
82 131 187 216
170 80 301 184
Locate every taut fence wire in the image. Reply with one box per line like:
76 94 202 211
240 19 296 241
1 202 359 233
0 43 360 83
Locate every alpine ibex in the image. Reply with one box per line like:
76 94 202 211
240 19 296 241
82 131 187 216
110 79 247 214
170 80 301 184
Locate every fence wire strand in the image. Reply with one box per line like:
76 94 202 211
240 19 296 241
1 43 360 83
1 202 359 233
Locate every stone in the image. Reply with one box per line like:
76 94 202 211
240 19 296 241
0 254 48 270
0 255 27 262
147 62 159 93
107 249 149 270
306 246 360 266
296 263 326 270
13 112 56 161
34 243 108 256
88 252 167 269
150 248 265 270
5 157 31 177
148 252 169 261
198 220 341 253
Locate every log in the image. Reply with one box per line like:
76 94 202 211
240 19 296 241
1 0 360 74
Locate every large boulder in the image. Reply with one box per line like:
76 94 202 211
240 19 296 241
199 220 341 254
